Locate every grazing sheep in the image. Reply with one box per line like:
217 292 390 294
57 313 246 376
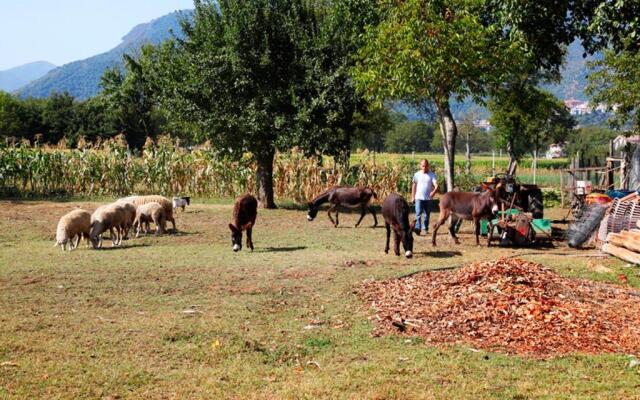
172 196 190 212
90 203 126 248
118 195 176 232
54 209 92 251
133 202 167 237
229 194 257 252
115 201 137 239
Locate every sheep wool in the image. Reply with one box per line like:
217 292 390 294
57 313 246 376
90 203 127 248
133 202 167 236
118 195 176 232
55 209 91 251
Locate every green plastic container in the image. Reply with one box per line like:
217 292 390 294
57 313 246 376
479 209 551 236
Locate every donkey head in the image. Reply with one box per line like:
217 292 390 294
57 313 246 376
229 223 242 251
307 203 319 221
402 220 416 258
483 189 500 215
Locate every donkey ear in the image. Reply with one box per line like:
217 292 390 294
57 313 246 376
241 222 253 230
229 223 238 232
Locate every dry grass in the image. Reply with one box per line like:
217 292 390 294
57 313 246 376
1 201 639 399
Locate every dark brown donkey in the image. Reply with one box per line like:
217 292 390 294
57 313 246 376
382 193 415 258
307 186 378 227
431 189 499 246
229 194 257 252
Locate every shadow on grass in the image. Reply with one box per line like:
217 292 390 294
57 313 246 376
95 243 151 251
170 230 202 237
255 246 307 253
416 250 463 258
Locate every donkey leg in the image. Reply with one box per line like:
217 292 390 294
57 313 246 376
355 206 366 227
393 231 400 256
487 221 493 247
246 227 254 252
369 206 378 228
384 223 391 254
327 205 337 226
474 218 480 246
335 209 339 226
431 214 447 246
448 216 461 245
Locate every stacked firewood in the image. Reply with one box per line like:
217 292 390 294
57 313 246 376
603 220 640 264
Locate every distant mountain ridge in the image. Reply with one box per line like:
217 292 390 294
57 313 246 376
0 61 56 92
398 41 599 120
18 10 190 100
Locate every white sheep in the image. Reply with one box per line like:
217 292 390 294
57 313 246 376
115 201 137 240
133 202 167 237
118 195 176 232
54 209 92 251
172 196 191 212
90 203 126 248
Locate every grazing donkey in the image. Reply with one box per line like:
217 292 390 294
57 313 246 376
229 194 257 252
307 186 378 228
382 193 415 258
431 189 500 246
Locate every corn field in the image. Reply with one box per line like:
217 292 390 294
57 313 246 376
0 136 560 202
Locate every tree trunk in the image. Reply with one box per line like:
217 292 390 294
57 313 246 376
465 131 471 175
435 99 457 192
507 137 518 176
256 149 277 209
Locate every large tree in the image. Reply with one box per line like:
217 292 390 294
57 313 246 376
489 85 574 174
144 0 377 207
100 54 165 149
143 0 320 207
353 0 522 191
282 0 380 168
587 48 640 134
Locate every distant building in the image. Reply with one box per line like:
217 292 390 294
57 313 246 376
564 98 592 115
546 143 566 159
473 119 492 132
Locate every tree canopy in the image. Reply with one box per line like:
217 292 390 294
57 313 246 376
353 0 530 191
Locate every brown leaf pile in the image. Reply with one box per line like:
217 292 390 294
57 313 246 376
360 257 640 357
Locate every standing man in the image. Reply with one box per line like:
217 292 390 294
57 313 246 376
411 159 438 235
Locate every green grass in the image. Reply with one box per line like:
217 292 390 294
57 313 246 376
347 152 569 169
1 201 638 399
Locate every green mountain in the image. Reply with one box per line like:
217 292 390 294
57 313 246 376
0 61 56 92
17 10 190 99
543 40 599 101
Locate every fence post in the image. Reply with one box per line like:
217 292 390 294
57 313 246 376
560 170 565 208
533 149 537 184
492 150 495 175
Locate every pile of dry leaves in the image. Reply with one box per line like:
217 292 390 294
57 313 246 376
360 257 640 357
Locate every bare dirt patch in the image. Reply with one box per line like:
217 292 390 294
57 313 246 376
360 257 640 357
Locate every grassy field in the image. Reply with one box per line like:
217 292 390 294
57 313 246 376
348 152 567 187
1 200 639 399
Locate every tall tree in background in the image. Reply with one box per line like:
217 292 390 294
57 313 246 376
293 0 380 169
587 49 640 134
100 53 163 149
144 0 315 208
41 92 76 144
0 93 44 141
145 0 378 207
577 1 640 135
489 86 574 174
353 0 521 191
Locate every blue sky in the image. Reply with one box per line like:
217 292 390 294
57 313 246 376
0 0 194 70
